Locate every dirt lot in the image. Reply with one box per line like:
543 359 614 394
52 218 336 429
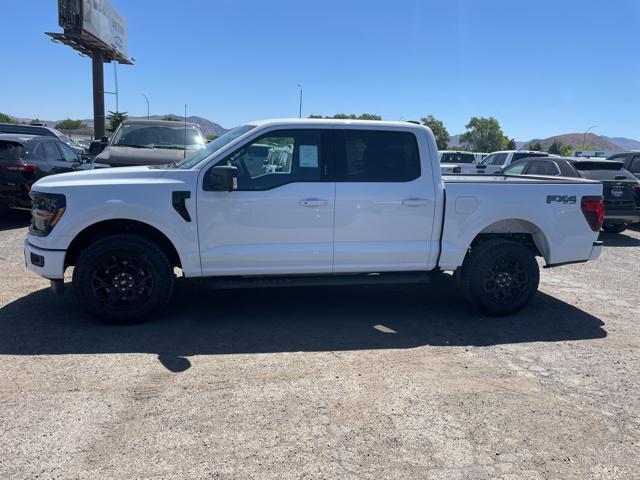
0 211 638 479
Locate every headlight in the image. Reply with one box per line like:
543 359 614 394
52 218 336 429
29 192 66 237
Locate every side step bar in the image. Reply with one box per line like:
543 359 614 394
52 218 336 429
195 271 435 290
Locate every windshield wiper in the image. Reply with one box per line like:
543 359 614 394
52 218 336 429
117 144 153 148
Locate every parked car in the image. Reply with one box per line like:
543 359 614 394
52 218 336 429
439 150 476 174
0 123 85 154
0 133 90 210
93 119 206 167
502 156 640 233
477 150 549 174
24 119 604 323
607 151 640 180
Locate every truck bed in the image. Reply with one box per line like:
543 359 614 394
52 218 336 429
442 173 600 184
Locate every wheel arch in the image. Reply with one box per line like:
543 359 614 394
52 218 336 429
65 219 182 269
469 218 550 262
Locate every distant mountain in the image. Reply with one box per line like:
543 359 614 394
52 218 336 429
602 136 640 151
448 132 630 153
524 133 622 152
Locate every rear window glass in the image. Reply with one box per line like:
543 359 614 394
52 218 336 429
440 152 475 164
0 142 23 163
576 167 635 181
336 130 420 182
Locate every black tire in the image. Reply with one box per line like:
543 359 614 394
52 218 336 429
602 223 626 234
458 239 539 316
72 234 174 324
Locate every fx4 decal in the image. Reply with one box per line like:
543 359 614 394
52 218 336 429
546 195 576 204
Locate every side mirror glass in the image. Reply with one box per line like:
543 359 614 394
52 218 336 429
203 165 238 192
89 140 106 154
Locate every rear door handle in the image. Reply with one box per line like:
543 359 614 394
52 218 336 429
299 198 328 207
401 198 429 206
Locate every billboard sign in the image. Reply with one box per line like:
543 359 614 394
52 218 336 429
82 0 128 57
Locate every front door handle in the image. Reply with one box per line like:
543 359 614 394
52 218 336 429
401 198 429 206
299 198 328 207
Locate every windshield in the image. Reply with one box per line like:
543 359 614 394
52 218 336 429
112 122 206 150
176 124 256 169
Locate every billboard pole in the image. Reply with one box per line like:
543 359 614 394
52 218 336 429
92 51 106 139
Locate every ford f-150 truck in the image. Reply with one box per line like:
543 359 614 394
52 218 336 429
24 119 604 323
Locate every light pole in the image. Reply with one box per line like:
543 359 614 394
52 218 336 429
298 84 303 118
583 125 597 147
142 93 150 119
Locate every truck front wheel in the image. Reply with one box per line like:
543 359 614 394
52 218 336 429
72 234 174 324
459 239 539 316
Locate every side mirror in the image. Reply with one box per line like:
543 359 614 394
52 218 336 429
89 140 107 154
203 165 238 192
101 136 109 143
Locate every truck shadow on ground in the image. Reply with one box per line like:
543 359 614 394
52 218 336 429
598 231 640 247
0 275 606 372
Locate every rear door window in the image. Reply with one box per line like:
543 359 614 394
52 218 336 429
42 141 63 161
492 153 508 166
526 160 560 176
503 162 528 174
335 130 420 182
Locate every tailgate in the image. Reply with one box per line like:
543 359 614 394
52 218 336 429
0 141 22 194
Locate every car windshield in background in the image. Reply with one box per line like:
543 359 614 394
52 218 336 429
176 124 256 169
441 153 475 163
112 123 206 150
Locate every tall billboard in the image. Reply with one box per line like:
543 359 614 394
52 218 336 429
53 0 130 63
82 0 128 57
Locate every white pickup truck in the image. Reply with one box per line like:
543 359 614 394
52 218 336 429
24 119 604 323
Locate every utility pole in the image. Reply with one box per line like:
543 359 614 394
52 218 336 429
92 51 105 139
298 84 303 118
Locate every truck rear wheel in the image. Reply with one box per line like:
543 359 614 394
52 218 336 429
459 239 539 316
72 234 174 324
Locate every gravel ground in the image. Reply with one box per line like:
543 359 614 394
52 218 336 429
0 211 638 479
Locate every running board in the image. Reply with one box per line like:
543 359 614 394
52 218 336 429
194 271 434 290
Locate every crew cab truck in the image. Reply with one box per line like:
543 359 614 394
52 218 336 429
24 119 605 324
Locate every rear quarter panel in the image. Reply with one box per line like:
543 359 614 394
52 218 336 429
440 179 603 270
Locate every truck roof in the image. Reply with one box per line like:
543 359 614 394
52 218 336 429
246 118 427 130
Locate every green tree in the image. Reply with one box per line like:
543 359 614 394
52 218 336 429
29 118 43 125
459 117 508 152
55 118 86 130
162 114 182 121
308 113 382 120
107 111 128 132
527 141 543 151
420 115 450 150
0 113 15 124
506 138 517 150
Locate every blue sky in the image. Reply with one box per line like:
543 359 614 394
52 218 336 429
2 0 639 140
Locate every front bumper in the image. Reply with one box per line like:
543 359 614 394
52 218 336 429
23 240 66 279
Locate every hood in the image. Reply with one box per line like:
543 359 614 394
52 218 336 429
32 166 168 190
96 145 195 166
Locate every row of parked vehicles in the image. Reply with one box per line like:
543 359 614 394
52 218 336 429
0 119 206 210
439 149 640 233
